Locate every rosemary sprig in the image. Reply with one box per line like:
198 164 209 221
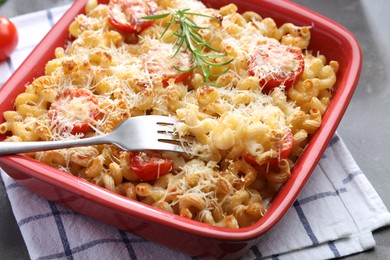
143 9 233 83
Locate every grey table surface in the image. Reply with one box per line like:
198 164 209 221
0 0 389 259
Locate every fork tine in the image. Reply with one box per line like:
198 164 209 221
156 124 176 133
152 142 185 153
152 115 179 124
148 115 179 134
157 133 189 143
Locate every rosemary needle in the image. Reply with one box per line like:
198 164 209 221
143 9 233 83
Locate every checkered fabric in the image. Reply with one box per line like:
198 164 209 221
1 5 390 260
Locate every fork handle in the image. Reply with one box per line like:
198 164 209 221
0 135 109 155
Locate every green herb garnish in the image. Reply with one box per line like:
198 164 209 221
143 9 233 83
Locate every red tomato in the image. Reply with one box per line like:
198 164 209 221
0 16 18 61
144 42 193 86
248 44 304 92
108 0 158 34
130 151 173 181
243 128 294 167
161 70 192 86
48 89 100 134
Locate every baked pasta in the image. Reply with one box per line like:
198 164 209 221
0 0 339 228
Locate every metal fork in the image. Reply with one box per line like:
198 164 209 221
0 115 186 155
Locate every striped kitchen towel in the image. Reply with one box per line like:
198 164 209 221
1 4 390 260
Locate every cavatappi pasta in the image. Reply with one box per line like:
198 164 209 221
0 0 339 228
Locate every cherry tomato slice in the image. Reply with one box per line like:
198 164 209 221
248 44 304 91
161 70 192 86
48 89 100 134
243 128 294 167
144 42 193 86
130 151 173 181
108 0 158 34
0 16 18 61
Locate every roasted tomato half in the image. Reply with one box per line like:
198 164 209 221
48 88 100 134
108 0 158 34
144 42 193 86
248 44 304 91
130 151 173 181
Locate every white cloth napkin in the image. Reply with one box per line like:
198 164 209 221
1 5 390 260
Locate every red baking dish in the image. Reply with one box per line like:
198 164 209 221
0 0 362 259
